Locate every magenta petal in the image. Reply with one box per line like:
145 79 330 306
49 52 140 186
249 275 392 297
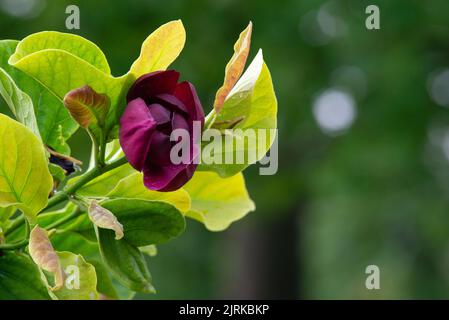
171 113 189 132
119 98 156 171
151 94 189 115
143 163 197 192
148 103 171 125
127 70 180 102
174 81 205 125
148 131 172 166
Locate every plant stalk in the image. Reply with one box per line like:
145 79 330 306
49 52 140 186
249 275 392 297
97 130 106 167
0 220 29 250
204 109 217 130
4 156 128 237
45 156 128 211
44 207 82 230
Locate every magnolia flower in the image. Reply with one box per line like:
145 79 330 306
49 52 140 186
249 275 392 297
119 70 204 191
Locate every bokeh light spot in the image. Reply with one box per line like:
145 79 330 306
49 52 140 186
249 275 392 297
428 69 449 108
313 89 357 135
0 0 46 19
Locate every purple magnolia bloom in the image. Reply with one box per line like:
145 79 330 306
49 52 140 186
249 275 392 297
119 70 204 192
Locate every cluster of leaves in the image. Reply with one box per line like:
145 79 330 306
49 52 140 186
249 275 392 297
0 20 277 299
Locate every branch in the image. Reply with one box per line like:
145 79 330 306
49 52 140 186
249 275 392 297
45 156 128 211
3 156 128 237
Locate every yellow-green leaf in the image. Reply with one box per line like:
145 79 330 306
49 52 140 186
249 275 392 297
107 172 191 213
184 171 255 231
52 251 99 300
49 230 120 299
0 114 52 222
9 31 111 73
105 139 124 162
129 20 186 77
68 163 135 197
200 50 278 177
214 22 252 111
0 67 41 138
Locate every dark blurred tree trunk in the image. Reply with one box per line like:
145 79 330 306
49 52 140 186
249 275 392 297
221 205 301 299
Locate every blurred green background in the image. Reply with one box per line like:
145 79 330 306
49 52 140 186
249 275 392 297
1 0 449 299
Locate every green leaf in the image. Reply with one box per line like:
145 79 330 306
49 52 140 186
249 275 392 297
111 278 137 300
200 50 278 177
101 198 185 246
140 245 158 257
107 172 191 213
97 226 155 294
105 139 124 162
129 20 186 78
38 205 97 242
0 207 14 236
92 261 123 299
0 114 53 222
37 202 77 227
0 40 77 154
0 206 15 224
0 252 50 299
51 251 98 300
58 214 97 242
48 163 66 185
68 163 135 197
5 203 81 242
184 171 255 231
0 67 40 138
40 209 97 242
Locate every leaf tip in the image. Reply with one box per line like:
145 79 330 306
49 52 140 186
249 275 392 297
213 21 254 112
246 21 253 33
144 282 157 294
